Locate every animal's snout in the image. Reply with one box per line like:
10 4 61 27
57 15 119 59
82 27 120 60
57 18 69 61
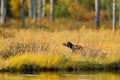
63 43 67 46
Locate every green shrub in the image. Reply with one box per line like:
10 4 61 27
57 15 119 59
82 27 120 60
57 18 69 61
55 4 69 17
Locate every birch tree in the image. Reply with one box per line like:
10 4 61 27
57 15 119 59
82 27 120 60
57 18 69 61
50 0 54 21
21 0 25 27
1 0 7 24
113 0 116 31
39 0 43 20
95 0 100 28
39 0 45 20
119 0 120 25
42 0 45 18
33 0 36 23
29 0 34 18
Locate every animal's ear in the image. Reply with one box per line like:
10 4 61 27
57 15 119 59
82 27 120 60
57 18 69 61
67 41 71 44
68 41 73 45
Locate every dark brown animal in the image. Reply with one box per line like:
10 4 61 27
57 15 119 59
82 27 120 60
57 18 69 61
63 41 84 52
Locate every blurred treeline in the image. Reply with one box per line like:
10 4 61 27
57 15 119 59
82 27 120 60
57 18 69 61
5 0 120 21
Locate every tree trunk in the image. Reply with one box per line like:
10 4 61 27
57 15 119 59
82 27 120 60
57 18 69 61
1 0 7 24
42 0 45 18
21 0 25 27
29 0 34 18
50 0 54 21
113 0 116 31
95 0 100 28
33 0 36 23
39 0 45 20
39 0 43 20
119 1 120 25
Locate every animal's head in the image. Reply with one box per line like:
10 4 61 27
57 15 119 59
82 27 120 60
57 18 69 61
63 41 73 48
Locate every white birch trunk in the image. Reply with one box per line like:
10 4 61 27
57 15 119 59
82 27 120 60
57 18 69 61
39 0 45 20
50 0 54 21
119 1 120 25
113 0 116 31
33 0 36 23
42 0 45 17
29 0 34 18
1 0 7 23
39 0 43 20
21 0 25 27
95 0 100 28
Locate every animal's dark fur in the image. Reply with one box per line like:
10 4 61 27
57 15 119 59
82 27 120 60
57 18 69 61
63 41 83 52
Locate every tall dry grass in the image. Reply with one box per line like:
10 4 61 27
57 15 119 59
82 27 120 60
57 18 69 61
0 27 120 71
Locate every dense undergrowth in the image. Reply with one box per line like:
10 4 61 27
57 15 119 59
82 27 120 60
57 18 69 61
0 26 120 72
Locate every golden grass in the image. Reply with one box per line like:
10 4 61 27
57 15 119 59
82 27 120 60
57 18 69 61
0 27 120 71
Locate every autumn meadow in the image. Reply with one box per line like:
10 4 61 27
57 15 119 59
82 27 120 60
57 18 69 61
0 0 120 73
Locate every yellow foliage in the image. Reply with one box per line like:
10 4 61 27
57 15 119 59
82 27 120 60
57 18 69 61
10 0 29 18
60 0 70 4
